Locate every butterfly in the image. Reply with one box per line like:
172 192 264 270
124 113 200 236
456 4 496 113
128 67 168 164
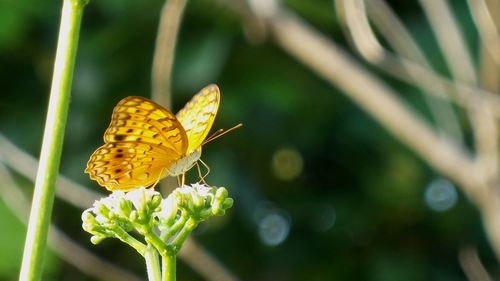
85 84 220 191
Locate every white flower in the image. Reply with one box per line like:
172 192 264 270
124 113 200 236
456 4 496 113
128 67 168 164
97 191 125 211
83 187 161 223
154 195 177 223
124 187 161 211
191 183 212 197
85 190 125 223
177 183 214 206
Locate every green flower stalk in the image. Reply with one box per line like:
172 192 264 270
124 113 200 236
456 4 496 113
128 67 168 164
82 184 233 281
19 0 88 280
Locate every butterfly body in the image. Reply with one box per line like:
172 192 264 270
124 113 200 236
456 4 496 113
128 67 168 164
168 147 202 176
86 85 220 191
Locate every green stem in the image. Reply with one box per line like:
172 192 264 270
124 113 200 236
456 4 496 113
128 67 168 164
19 0 87 280
161 252 176 281
160 213 187 241
110 225 147 255
170 218 197 252
145 245 162 281
140 226 170 257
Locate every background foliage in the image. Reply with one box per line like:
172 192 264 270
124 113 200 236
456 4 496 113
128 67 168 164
0 0 495 280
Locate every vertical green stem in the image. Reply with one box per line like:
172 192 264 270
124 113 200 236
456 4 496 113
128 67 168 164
145 246 162 281
19 0 87 280
162 253 176 281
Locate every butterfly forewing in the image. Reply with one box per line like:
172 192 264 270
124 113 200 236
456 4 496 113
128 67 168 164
176 84 220 154
105 96 188 153
86 96 189 191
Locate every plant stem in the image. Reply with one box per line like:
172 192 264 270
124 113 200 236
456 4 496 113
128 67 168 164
141 227 170 257
170 218 197 251
145 245 162 281
162 252 177 281
111 225 147 255
19 0 87 280
161 213 187 241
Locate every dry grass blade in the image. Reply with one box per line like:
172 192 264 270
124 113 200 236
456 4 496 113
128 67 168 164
179 237 241 281
467 0 500 66
151 0 189 109
0 133 100 209
340 0 464 143
458 245 493 281
419 0 477 84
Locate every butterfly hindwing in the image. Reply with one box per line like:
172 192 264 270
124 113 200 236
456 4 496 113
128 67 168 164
176 84 220 154
85 142 180 190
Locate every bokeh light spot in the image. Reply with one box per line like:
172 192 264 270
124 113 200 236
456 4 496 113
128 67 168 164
311 204 336 232
258 212 290 246
271 146 303 181
424 178 458 212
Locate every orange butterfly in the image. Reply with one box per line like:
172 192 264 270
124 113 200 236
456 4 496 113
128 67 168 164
85 84 220 191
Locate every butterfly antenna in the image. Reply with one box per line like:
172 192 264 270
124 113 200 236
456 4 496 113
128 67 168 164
202 123 243 145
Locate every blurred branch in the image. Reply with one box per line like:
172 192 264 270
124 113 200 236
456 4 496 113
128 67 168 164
458 245 493 281
418 0 493 162
216 0 500 261
419 0 477 84
334 0 500 118
0 133 101 209
457 0 500 182
179 237 241 281
0 162 143 281
467 0 500 66
0 131 241 280
472 99 499 190
338 0 463 143
254 3 482 196
151 0 188 109
477 0 500 93
336 0 499 215
469 0 500 164
478 36 499 94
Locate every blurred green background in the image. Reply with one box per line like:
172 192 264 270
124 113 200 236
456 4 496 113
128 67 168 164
0 0 496 280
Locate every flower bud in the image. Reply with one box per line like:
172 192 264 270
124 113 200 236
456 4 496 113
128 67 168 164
119 198 133 218
90 235 106 245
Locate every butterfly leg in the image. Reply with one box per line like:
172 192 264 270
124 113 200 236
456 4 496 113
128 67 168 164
197 159 210 184
150 168 168 189
177 173 186 186
195 162 205 184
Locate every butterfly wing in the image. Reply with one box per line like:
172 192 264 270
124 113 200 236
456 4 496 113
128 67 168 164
86 142 179 190
86 96 188 191
105 96 188 153
176 84 220 154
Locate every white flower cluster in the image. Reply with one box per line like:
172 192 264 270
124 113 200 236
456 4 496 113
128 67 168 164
90 187 160 223
82 184 233 248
